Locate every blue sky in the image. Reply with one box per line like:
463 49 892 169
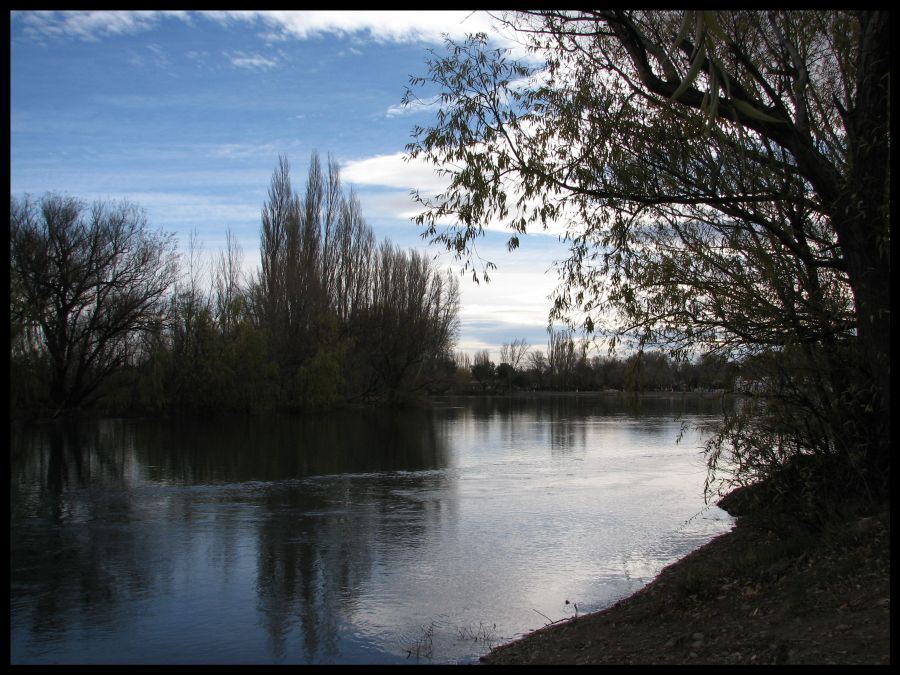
10 10 570 358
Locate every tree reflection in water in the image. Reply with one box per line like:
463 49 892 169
11 396 731 664
11 410 449 663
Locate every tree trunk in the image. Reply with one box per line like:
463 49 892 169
832 11 891 492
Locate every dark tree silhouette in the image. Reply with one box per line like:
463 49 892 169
11 193 178 415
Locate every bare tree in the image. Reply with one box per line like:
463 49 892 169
259 154 297 340
499 338 530 370
359 242 460 400
331 188 375 324
170 228 212 353
214 228 244 336
10 193 179 415
546 330 577 390
453 350 472 371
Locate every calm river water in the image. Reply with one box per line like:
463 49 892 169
10 394 734 665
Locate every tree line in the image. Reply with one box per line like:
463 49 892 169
448 333 738 395
10 152 460 418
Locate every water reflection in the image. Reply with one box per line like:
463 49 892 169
10 396 733 664
11 411 451 664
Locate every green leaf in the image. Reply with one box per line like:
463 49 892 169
710 56 731 99
731 97 784 124
671 10 696 51
705 65 720 128
701 11 729 43
670 44 706 101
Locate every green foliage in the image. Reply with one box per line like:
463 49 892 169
226 322 279 412
284 315 348 409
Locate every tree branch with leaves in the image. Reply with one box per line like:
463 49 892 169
404 10 889 501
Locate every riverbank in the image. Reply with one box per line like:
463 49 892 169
482 485 890 665
443 389 733 400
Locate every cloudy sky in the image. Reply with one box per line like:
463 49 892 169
11 10 572 358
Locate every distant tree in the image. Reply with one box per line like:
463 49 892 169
572 341 596 390
546 330 577 390
526 349 548 389
499 338 530 371
10 193 178 415
258 153 314 372
247 152 462 407
405 11 889 500
624 351 674 392
695 352 738 391
495 362 514 391
498 338 528 390
256 153 350 405
471 350 496 393
454 350 473 371
594 355 626 391
330 188 375 326
169 229 212 353
214 228 245 338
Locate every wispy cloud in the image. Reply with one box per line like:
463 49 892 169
225 51 279 71
126 42 175 69
12 10 516 49
386 95 442 118
15 10 188 42
248 10 492 43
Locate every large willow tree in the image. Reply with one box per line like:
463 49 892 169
405 11 889 501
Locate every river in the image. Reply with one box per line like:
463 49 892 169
10 394 734 664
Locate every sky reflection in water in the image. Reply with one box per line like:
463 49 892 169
10 395 734 664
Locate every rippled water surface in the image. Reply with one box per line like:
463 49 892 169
10 395 733 664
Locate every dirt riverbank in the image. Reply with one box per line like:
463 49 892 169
482 486 890 665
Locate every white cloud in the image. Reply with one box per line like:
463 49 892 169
349 191 422 222
342 152 575 240
239 11 541 61
339 156 566 357
225 51 279 71
386 95 442 118
16 10 188 42
337 46 364 57
229 10 496 44
126 42 174 69
342 152 449 194
439 242 568 358
12 10 536 57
